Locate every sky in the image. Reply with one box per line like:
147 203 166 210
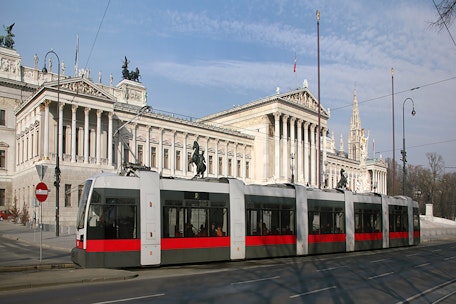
2 0 455 171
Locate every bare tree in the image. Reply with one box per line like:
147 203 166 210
431 0 456 30
426 152 445 215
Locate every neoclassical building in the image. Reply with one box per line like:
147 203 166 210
0 46 387 231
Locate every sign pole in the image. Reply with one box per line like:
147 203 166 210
35 182 48 262
40 203 42 262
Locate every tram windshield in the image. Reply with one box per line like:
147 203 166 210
76 180 92 229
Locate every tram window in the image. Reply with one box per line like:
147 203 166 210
308 201 345 235
245 196 296 236
389 205 408 232
163 206 228 238
354 203 382 233
413 208 420 231
87 203 137 239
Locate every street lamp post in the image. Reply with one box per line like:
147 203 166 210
401 97 416 195
42 50 61 237
316 9 321 189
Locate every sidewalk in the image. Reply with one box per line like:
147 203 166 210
0 221 138 292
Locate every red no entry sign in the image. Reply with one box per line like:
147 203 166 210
35 182 49 202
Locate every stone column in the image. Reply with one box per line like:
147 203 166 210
71 105 77 163
274 112 281 180
297 119 303 183
59 103 64 160
290 117 296 182
183 133 188 177
282 114 289 180
214 139 220 177
158 128 163 174
43 101 50 159
171 130 176 176
108 112 113 166
146 126 151 168
303 121 310 185
322 127 327 187
225 142 230 176
96 109 102 165
262 115 270 182
310 123 316 186
84 108 89 164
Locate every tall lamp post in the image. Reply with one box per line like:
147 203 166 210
401 97 416 195
316 9 321 189
42 50 61 237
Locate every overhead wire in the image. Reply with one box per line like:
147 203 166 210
83 0 111 71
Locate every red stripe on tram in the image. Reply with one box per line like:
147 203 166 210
308 234 346 243
246 235 297 246
389 231 409 239
86 239 141 252
355 232 383 241
161 237 230 250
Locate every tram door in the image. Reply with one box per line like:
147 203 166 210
138 171 161 266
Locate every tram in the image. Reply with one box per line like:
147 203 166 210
71 169 420 268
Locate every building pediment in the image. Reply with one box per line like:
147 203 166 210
38 77 115 102
278 89 329 117
57 78 115 100
199 88 329 123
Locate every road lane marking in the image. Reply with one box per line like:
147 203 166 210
444 256 455 261
231 276 280 285
371 258 389 263
91 294 165 304
414 263 430 268
395 278 456 304
317 266 347 272
290 286 337 298
368 271 394 280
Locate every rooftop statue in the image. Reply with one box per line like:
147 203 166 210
121 56 141 82
0 23 15 49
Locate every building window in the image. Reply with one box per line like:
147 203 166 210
0 189 5 206
0 150 5 169
228 159 232 176
208 155 213 174
176 150 181 171
164 149 169 169
151 147 156 168
0 109 5 126
237 160 241 177
65 184 71 207
218 157 223 175
137 145 143 165
246 161 250 178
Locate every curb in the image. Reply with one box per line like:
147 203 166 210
0 268 139 292
0 263 75 273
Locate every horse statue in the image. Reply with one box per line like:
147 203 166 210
190 141 206 178
336 168 348 189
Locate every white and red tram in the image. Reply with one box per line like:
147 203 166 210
71 170 420 268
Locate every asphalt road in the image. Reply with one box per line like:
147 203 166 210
1 241 455 303
0 234 72 267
